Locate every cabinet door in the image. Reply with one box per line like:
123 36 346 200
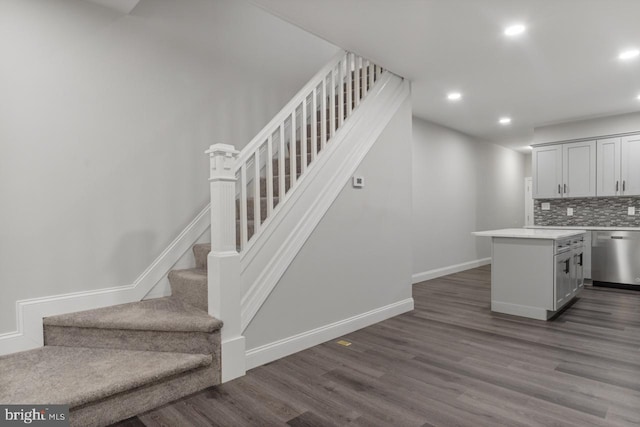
575 250 584 291
621 135 640 196
563 141 596 198
571 249 584 295
597 138 621 196
532 145 562 199
582 232 592 279
554 253 572 311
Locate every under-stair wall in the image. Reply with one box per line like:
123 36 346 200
244 95 414 368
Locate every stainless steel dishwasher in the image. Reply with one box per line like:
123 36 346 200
592 230 640 287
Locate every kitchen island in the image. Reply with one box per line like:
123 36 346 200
473 228 586 320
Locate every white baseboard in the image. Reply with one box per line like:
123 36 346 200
221 336 246 383
491 301 548 321
0 207 211 356
412 258 491 284
245 298 414 370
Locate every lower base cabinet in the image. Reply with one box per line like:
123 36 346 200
490 235 584 320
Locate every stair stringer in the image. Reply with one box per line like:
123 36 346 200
240 73 410 332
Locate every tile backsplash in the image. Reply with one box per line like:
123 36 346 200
534 197 640 227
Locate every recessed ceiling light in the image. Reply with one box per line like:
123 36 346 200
637 94 640 100
499 117 512 125
619 49 639 60
504 24 526 37
447 92 462 101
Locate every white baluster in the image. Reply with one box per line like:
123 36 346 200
239 165 248 249
278 124 286 200
355 56 362 107
363 60 369 98
338 57 345 127
205 143 245 382
290 112 297 187
330 69 336 138
266 136 273 217
346 53 353 118
301 101 307 175
320 78 327 151
311 89 317 162
253 150 261 234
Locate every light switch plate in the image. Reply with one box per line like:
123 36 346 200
567 208 574 216
352 176 364 188
541 202 551 211
628 207 636 216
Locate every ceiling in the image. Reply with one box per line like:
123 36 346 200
250 0 640 151
84 0 140 14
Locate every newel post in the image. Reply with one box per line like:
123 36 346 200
205 143 245 382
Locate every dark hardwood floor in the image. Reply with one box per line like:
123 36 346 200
112 265 640 426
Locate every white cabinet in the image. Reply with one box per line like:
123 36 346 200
596 138 621 196
532 141 596 199
597 135 640 196
554 251 573 310
563 141 596 198
621 135 640 196
484 232 586 320
532 144 562 199
582 231 591 279
553 238 584 311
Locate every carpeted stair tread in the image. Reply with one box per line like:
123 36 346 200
43 297 221 333
169 267 208 282
192 244 210 270
168 269 209 311
0 346 211 407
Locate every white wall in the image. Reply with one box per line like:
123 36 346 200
533 111 640 144
0 0 338 334
412 118 526 278
244 96 413 351
524 153 532 177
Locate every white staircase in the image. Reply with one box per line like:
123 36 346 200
206 50 409 381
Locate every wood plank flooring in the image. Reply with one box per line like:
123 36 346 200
111 265 640 426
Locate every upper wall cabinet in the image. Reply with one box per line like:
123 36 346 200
596 138 621 196
621 135 640 196
599 135 640 196
532 141 596 199
563 141 597 198
532 145 562 198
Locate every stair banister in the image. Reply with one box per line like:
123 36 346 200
234 50 345 168
205 143 245 382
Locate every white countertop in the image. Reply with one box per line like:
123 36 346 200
473 228 586 239
526 225 640 231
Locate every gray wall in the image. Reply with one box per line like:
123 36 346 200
524 153 532 177
0 0 338 333
412 118 526 276
245 96 413 350
534 111 640 144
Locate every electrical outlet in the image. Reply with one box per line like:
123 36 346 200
541 202 551 211
628 207 636 216
352 176 364 188
567 208 574 216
